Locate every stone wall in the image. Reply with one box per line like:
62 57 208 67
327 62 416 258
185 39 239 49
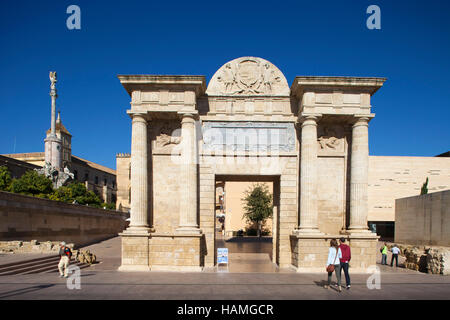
368 156 450 222
0 191 128 247
395 190 450 246
152 155 182 234
291 234 378 273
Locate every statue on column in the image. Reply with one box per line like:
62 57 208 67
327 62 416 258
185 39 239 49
37 71 75 189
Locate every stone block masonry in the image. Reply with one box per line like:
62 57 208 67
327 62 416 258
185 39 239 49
395 190 450 246
0 191 128 247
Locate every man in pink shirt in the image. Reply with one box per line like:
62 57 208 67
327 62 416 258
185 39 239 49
339 237 351 290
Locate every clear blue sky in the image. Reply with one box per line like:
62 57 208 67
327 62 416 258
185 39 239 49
1 0 449 170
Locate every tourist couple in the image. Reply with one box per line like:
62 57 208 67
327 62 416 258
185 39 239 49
324 237 351 292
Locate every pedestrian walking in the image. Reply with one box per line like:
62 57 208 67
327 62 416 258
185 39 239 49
58 241 72 278
324 239 342 292
390 244 400 267
380 242 388 265
339 237 351 290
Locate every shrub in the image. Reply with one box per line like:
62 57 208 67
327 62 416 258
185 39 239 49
0 166 12 191
9 170 54 196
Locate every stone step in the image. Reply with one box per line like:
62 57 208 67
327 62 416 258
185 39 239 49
0 258 60 276
0 256 91 276
0 255 59 271
21 262 91 275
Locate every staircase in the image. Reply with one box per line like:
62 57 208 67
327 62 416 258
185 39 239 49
0 255 91 276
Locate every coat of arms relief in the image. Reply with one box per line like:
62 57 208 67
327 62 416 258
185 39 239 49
208 57 290 96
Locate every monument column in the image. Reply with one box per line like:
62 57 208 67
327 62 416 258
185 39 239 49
348 116 370 232
177 112 201 234
44 71 62 171
297 115 321 233
128 113 150 232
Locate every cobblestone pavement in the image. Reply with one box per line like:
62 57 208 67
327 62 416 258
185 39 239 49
0 236 449 300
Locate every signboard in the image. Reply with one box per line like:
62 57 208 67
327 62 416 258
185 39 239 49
217 248 229 265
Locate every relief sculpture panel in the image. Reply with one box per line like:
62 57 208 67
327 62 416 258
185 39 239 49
317 125 346 155
151 120 182 154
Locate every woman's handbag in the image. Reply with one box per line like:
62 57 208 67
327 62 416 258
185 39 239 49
326 248 339 273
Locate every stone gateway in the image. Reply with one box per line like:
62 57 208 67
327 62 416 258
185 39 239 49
118 57 385 272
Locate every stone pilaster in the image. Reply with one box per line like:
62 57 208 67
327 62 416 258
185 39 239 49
348 116 370 232
177 113 201 234
296 115 322 234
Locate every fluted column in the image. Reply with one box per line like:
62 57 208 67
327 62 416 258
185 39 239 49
348 116 370 232
128 113 150 232
297 115 321 233
177 113 201 234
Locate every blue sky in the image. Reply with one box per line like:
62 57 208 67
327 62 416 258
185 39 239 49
1 0 449 169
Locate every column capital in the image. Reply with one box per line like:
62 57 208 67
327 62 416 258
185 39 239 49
178 111 199 122
351 114 374 127
127 110 150 122
298 114 321 126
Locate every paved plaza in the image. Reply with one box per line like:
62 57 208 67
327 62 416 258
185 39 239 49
0 237 449 300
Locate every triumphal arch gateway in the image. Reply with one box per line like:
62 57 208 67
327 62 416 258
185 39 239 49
118 57 386 272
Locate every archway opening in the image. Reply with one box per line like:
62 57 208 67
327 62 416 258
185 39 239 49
214 175 280 272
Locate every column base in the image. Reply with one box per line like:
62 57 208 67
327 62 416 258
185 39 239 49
290 232 379 272
119 230 151 272
293 228 324 236
344 228 374 236
121 226 154 236
175 227 202 235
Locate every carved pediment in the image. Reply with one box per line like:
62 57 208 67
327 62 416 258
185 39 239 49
206 57 290 97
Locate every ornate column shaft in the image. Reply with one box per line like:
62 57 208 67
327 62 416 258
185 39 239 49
177 113 201 234
348 116 370 232
128 114 150 232
298 115 321 233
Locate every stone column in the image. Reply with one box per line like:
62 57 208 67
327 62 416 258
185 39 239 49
348 116 370 232
128 113 150 233
177 113 201 234
44 71 62 171
297 115 321 233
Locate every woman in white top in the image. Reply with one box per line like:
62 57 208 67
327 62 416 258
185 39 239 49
324 239 343 292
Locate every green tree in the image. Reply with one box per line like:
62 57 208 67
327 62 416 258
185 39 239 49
420 177 429 195
0 166 12 191
9 170 53 197
241 183 273 237
49 181 103 207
